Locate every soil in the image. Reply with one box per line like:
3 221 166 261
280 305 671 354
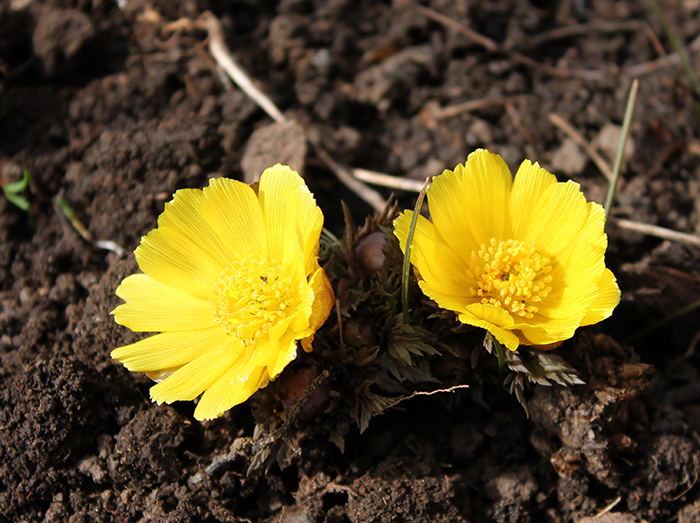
3 0 700 521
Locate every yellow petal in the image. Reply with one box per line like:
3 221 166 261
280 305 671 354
513 324 554 347
526 181 589 259
134 188 241 299
112 274 215 332
283 185 324 276
201 177 266 261
536 269 598 329
258 164 303 261
458 307 520 351
150 336 246 404
518 314 583 345
508 160 557 240
267 313 298 357
157 188 233 266
298 267 335 352
136 225 223 299
533 200 608 326
580 268 620 326
258 165 322 271
225 332 283 384
429 149 512 258
111 328 229 371
194 366 270 420
269 336 300 378
552 201 608 269
394 210 474 313
465 303 515 328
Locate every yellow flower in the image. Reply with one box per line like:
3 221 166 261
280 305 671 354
394 149 620 351
111 165 334 420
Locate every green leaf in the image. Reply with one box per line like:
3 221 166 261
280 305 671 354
2 170 31 210
4 192 29 211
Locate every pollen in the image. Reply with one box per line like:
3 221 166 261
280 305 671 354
211 256 293 342
467 238 552 318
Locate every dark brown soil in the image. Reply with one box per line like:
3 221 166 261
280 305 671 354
3 0 700 521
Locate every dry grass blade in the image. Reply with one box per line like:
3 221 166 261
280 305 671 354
196 12 286 123
435 95 531 121
611 218 700 246
311 143 387 212
192 11 386 211
548 113 613 181
352 168 426 192
529 20 644 46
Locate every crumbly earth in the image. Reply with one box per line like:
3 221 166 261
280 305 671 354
2 0 700 521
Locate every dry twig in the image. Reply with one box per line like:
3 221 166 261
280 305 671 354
548 113 614 181
611 218 700 246
352 168 427 192
529 20 644 46
506 103 535 144
434 95 531 121
381 384 471 413
179 12 386 212
310 141 387 212
195 12 286 123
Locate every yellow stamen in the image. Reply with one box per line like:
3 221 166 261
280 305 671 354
467 239 552 318
211 256 293 342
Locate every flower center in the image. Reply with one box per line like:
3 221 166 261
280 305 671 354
466 239 553 318
211 256 292 342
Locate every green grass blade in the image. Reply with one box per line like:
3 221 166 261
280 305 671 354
402 178 430 324
604 79 638 222
647 0 700 109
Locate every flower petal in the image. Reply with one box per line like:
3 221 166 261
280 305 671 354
518 315 583 345
284 185 324 276
195 366 270 420
268 336 299 378
465 303 515 328
136 225 224 299
258 165 323 274
532 201 609 327
201 177 266 261
150 336 247 404
508 160 557 240
580 268 620 326
429 149 512 258
525 180 589 259
459 306 520 351
136 188 233 298
258 165 303 261
111 328 229 371
538 252 602 323
394 210 474 313
112 274 215 332
551 201 608 270
299 267 335 352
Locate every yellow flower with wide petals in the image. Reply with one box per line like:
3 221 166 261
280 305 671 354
394 149 620 351
111 164 335 420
